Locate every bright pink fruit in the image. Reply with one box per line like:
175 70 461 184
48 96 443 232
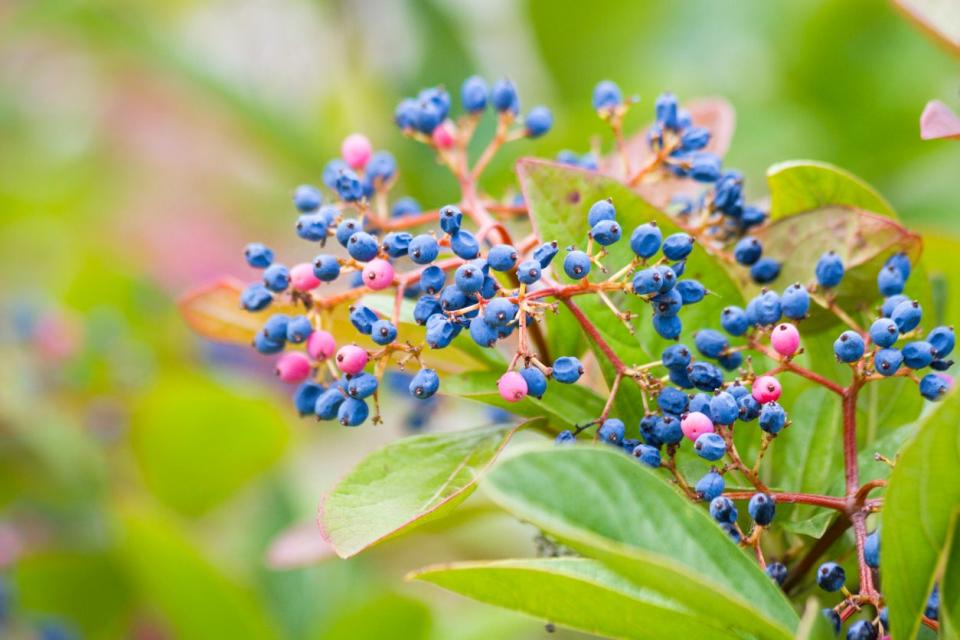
498 371 528 402
431 122 455 149
681 411 714 441
276 352 311 383
341 133 372 169
335 344 368 375
290 262 321 292
362 258 394 291
771 323 800 357
752 375 782 403
306 330 336 360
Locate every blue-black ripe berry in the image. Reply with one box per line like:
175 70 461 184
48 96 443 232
816 562 845 592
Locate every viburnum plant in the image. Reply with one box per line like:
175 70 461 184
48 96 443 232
181 77 960 640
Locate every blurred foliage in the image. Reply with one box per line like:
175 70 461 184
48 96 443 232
0 0 958 637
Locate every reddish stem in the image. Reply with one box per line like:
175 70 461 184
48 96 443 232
561 298 626 374
723 491 848 511
751 340 845 396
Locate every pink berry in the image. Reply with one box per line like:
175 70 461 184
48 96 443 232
341 133 372 169
752 375 782 403
290 262 321 292
362 258 395 291
771 323 800 357
335 344 368 375
276 352 311 383
306 330 336 360
681 411 714 442
431 122 455 149
498 371 528 402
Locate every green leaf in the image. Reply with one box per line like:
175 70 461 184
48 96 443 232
130 373 290 516
117 505 280 639
893 0 960 55
441 371 604 429
882 388 960 640
179 278 494 374
794 598 841 640
319 421 529 558
767 160 896 220
410 557 743 640
484 445 799 639
942 513 960 640
318 591 432 640
517 159 744 426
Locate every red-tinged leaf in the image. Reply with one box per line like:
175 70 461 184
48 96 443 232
178 277 298 345
921 100 960 140
265 522 335 569
894 0 960 56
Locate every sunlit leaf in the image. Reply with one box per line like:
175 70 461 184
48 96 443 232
319 421 530 558
410 557 742 639
767 160 896 220
942 514 960 640
484 445 798 639
894 0 960 55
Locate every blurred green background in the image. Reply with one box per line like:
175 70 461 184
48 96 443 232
0 0 957 638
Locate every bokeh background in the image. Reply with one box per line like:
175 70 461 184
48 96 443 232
0 1 958 638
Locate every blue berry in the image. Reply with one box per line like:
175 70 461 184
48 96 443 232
662 344 692 370
713 171 743 211
629 222 662 258
846 620 877 640
592 80 622 111
758 402 787 434
864 529 880 568
668 367 694 388
371 319 398 345
346 373 379 399
588 199 616 227
882 294 910 318
671 260 686 277
347 231 379 262
891 299 922 333
394 99 419 129
695 329 728 359
487 244 519 272
748 290 783 326
694 433 726 461
262 314 289 342
710 392 739 425
816 563 845 592
335 219 361 246
322 158 348 189
455 263 485 294
874 348 903 376
720 306 749 336
461 75 488 112
902 341 935 369
263 264 290 292
439 285 470 312
244 242 274 269
451 230 480 260
525 106 552 137
517 259 542 285
720 522 741 543
689 152 722 182
662 233 694 260
655 415 684 445
563 251 592 280
552 356 583 384
877 264 905 296
286 315 313 343
533 241 559 267
296 213 330 242
781 283 810 319
338 397 369 426
621 437 641 455
652 289 682 318
315 388 345 419
886 251 911 280
718 352 743 372
253 331 283 354
879 607 889 630
695 471 725 501
519 367 547 399
491 78 519 113
313 254 341 282
657 387 689 415
425 314 461 349
920 373 949 401
480 276 499 299
709 496 738 524
439 204 463 235
676 280 706 304
654 92 679 129
766 562 787 586
815 251 845 288
241 283 273 311
639 414 661 447
926 585 940 621
590 219 621 246
927 326 955 358
409 368 440 399
409 234 440 264
349 305 379 334
869 318 899 348
293 381 324 416
632 268 662 295
748 493 776 525
598 418 625 445
833 331 865 363
733 237 762 266
632 444 661 467
750 258 781 285
468 316 498 347
689 392 713 419
555 430 575 444
294 184 322 212
689 361 724 391
336 169 365 202
484 298 518 327
418 265 446 295
379 231 410 258
680 126 710 151
392 196 421 217
822 609 842 635
653 314 683 340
